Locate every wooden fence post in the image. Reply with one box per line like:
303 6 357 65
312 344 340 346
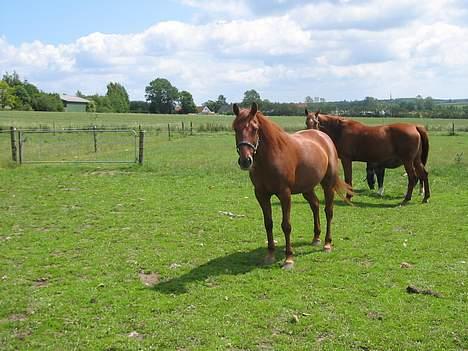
10 127 17 162
138 128 145 165
17 130 23 164
190 121 193 136
168 124 171 141
93 125 98 152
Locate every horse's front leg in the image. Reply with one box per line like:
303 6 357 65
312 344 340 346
278 190 293 269
255 190 275 265
341 158 353 199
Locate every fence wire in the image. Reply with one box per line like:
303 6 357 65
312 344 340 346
17 129 139 164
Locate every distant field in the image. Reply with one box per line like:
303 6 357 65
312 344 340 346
1 110 468 133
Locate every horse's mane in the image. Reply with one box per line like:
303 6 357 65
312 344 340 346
256 112 289 149
318 113 353 140
233 110 288 150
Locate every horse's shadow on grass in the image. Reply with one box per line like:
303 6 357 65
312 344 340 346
153 242 321 295
268 189 403 209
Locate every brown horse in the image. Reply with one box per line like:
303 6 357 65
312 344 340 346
233 103 351 269
305 110 430 204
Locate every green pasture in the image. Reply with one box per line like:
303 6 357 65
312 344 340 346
0 112 467 350
1 110 468 134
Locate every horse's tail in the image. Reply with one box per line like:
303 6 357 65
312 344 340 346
416 125 429 166
333 177 354 205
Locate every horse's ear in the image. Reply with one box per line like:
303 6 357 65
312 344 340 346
305 108 309 116
233 103 240 116
315 110 320 118
250 102 258 116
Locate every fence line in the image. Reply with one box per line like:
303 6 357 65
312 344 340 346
4 126 145 165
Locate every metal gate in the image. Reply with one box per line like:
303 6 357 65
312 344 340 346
12 128 144 164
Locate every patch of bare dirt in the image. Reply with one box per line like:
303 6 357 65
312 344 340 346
138 271 160 287
33 277 49 288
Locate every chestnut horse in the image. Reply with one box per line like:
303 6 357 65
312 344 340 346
233 103 351 269
305 110 430 204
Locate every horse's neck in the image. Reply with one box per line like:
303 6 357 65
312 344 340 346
256 120 288 161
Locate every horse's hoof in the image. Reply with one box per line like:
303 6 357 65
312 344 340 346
282 261 294 270
422 198 429 204
264 254 276 265
312 239 321 246
323 244 332 253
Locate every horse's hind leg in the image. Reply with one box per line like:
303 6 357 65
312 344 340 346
322 185 335 252
376 167 385 196
255 190 275 265
278 190 294 269
402 162 418 204
414 162 430 203
366 164 376 190
303 190 321 246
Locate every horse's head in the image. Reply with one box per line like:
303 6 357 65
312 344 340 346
305 109 320 130
232 102 260 170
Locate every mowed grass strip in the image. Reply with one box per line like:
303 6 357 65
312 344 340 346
0 118 467 349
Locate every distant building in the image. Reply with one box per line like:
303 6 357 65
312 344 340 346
60 94 90 112
198 106 214 114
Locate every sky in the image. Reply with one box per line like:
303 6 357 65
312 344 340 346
1 0 468 104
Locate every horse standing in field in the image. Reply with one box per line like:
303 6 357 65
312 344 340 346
365 163 386 194
233 103 351 269
305 110 430 204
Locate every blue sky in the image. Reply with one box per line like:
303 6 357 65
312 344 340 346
0 0 192 45
1 0 468 104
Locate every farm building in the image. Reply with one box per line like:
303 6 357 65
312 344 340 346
60 94 90 112
198 106 214 114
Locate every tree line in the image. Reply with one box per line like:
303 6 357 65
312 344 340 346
1 71 468 118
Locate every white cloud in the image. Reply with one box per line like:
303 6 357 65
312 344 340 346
1 1 468 103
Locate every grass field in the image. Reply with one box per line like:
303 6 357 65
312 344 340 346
0 111 467 350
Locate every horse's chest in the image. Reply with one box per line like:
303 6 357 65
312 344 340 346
249 166 290 193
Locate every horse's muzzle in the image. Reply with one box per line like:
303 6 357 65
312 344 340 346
238 156 253 170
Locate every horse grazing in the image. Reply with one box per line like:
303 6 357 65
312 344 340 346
365 163 386 194
233 103 351 269
366 160 425 196
305 110 430 204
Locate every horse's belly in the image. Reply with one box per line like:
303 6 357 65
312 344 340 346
291 165 326 194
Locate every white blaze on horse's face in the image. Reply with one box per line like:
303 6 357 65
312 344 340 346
235 119 259 171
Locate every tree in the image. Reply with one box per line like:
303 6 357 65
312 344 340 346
0 80 17 109
34 93 64 112
86 100 97 113
145 78 179 114
424 96 434 111
88 95 113 113
217 94 227 106
178 91 197 114
241 89 261 107
2 71 21 87
13 85 32 110
106 82 130 113
129 101 150 113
